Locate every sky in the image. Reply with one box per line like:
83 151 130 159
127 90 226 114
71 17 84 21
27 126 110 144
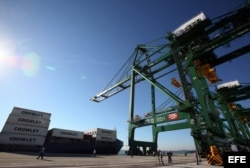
0 0 249 151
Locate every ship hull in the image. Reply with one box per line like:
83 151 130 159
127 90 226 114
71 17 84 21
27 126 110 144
44 139 123 155
0 139 123 155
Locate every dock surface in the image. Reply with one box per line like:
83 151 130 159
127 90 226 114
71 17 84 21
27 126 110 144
0 152 221 168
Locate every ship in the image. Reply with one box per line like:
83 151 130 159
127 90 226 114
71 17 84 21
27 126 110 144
44 128 123 154
0 107 123 154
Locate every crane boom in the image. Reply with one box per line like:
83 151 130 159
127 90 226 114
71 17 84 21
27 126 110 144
91 43 174 102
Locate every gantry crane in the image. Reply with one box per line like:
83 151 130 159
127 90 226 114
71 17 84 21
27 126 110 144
91 2 250 165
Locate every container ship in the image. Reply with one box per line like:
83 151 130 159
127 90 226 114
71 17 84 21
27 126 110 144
44 128 123 154
0 107 123 154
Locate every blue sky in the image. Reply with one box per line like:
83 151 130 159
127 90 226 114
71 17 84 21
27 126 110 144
0 0 249 151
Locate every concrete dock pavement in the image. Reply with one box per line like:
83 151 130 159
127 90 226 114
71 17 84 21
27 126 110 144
155 161 222 168
0 152 221 168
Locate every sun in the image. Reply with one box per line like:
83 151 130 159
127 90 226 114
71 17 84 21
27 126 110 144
0 39 18 77
0 38 41 78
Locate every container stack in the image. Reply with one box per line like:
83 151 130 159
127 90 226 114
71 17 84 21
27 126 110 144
0 107 51 151
84 128 116 142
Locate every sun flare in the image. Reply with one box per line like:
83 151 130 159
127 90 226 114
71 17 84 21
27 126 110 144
0 39 40 78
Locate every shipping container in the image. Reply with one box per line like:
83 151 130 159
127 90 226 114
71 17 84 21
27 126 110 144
84 128 116 137
0 133 45 146
51 128 84 139
11 107 51 120
173 12 207 37
217 80 240 89
5 115 50 128
95 134 116 142
2 123 48 136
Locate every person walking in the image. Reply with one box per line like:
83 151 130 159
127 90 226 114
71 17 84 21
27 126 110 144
159 150 164 165
156 150 164 165
93 149 96 157
195 151 200 165
37 146 45 160
167 151 172 163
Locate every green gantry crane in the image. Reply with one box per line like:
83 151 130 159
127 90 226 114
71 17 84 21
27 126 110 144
91 2 250 165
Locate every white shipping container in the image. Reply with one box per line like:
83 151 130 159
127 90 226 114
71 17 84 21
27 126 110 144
0 133 45 146
2 123 48 136
97 128 116 136
11 107 51 120
84 128 116 137
95 134 116 142
6 115 50 128
173 12 207 37
51 128 84 139
217 80 240 89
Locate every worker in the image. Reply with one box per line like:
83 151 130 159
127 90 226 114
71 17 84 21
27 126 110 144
37 146 45 160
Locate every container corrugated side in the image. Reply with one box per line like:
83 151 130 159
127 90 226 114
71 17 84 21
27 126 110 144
2 123 48 136
11 107 51 120
95 134 116 142
51 128 84 139
0 133 45 146
6 115 50 128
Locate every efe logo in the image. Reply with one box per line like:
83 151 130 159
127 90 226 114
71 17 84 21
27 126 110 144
223 152 249 168
228 156 246 163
